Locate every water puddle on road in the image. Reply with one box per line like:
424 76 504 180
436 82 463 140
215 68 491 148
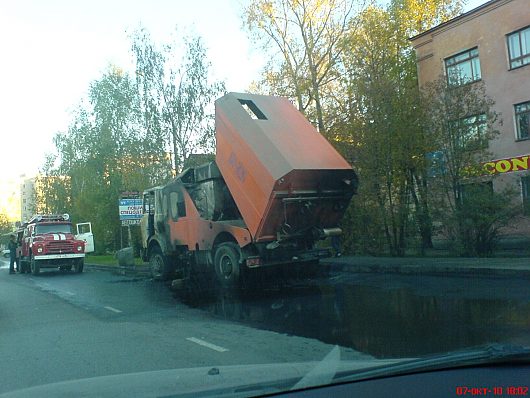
183 273 530 358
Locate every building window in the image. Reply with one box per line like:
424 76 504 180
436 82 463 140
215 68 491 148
455 113 488 150
445 48 482 86
522 176 530 215
507 26 530 69
458 181 493 205
515 101 530 140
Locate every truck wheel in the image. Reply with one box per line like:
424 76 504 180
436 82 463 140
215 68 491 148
74 259 84 273
149 247 171 281
30 256 40 275
214 243 240 288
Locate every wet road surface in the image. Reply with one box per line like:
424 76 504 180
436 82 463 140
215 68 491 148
185 271 530 357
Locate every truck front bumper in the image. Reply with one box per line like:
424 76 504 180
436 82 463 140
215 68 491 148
245 248 331 268
34 253 85 260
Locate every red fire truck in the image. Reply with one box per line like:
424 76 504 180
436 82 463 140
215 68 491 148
19 214 87 275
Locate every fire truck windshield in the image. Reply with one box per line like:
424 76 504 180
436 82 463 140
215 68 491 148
34 223 72 235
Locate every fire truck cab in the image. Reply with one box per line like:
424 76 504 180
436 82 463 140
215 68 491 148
19 214 86 275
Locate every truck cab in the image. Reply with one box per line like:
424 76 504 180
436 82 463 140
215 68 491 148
19 214 86 275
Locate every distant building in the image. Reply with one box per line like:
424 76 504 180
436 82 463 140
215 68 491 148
20 177 37 222
20 175 71 222
411 0 530 238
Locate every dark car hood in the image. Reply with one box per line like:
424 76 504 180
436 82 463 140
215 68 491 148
3 344 527 398
0 358 402 398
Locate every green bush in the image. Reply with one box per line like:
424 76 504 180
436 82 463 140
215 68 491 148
447 185 518 257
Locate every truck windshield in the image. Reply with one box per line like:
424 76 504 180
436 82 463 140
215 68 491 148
35 224 72 234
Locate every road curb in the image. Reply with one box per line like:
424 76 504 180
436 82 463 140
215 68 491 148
322 258 530 278
86 259 530 279
85 263 151 277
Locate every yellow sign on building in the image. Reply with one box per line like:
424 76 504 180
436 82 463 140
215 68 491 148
483 155 530 174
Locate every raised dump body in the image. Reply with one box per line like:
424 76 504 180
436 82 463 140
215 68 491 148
215 92 357 243
141 92 357 286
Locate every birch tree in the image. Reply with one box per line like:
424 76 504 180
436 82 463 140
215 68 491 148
131 29 225 172
244 0 365 133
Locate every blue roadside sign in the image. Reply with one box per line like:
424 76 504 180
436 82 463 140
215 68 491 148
118 199 143 221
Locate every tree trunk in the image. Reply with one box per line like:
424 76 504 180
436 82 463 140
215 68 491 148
411 172 433 254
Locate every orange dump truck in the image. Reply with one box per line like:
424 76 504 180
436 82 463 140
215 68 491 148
140 93 357 287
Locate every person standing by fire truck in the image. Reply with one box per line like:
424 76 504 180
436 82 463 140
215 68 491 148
8 234 18 274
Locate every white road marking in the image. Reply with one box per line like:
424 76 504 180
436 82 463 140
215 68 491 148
64 291 75 296
104 306 123 313
186 337 229 352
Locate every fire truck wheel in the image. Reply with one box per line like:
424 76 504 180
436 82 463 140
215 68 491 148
75 259 84 273
214 243 240 288
149 247 171 281
30 257 40 275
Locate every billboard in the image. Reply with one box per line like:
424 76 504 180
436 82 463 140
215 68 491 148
119 198 143 221
483 154 530 174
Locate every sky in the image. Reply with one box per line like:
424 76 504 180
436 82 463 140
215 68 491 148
0 0 488 219
0 0 262 177
0 0 264 219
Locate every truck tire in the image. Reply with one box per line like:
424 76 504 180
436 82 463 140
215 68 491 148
74 259 84 273
214 243 240 288
149 247 172 281
30 256 40 275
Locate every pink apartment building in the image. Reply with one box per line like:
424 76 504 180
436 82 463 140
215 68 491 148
411 0 530 241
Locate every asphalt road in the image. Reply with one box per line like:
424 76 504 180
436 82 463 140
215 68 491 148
0 259 366 395
1 258 529 395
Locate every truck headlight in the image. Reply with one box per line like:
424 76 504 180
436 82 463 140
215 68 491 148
37 247 43 253
77 246 83 252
